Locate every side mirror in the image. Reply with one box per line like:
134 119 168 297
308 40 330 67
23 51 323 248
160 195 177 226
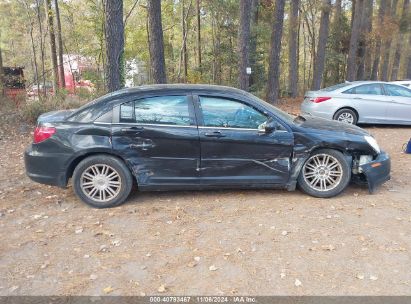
258 118 279 134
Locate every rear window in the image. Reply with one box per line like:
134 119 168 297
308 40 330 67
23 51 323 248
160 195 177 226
320 83 351 92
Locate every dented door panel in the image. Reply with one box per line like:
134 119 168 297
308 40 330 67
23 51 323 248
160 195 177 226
111 124 200 186
199 128 294 185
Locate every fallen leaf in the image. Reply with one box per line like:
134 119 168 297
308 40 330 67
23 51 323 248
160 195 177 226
321 245 335 251
370 275 378 281
187 261 197 268
158 284 166 293
103 286 114 294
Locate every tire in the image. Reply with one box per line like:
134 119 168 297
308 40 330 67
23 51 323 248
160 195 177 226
297 149 351 198
72 155 133 208
333 108 358 125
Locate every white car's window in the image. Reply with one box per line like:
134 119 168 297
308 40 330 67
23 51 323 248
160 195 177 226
199 96 267 129
384 84 411 97
343 84 383 95
320 83 351 92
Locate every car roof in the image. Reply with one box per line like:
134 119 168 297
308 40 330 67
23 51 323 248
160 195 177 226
347 81 387 85
67 84 253 123
114 84 248 95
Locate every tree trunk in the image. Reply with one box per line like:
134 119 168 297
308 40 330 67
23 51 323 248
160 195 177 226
35 0 46 97
54 0 65 88
363 0 374 79
356 0 371 80
329 0 343 84
371 0 387 80
0 31 3 96
266 0 285 104
288 0 299 97
407 33 411 78
44 0 59 93
29 25 40 95
238 0 252 90
105 0 124 92
196 0 202 74
346 0 364 81
147 0 167 84
380 0 398 81
312 0 332 90
181 0 188 82
391 0 409 81
249 0 259 88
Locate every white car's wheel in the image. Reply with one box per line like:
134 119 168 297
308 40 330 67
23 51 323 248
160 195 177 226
334 108 358 125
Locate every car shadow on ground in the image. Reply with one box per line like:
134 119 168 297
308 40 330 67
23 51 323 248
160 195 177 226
123 183 370 207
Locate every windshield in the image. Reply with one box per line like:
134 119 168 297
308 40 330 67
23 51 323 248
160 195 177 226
247 93 296 123
320 83 351 92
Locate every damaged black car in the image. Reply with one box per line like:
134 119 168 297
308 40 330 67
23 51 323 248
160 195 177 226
25 84 391 208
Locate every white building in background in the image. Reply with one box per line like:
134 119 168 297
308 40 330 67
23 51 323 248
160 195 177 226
125 59 149 87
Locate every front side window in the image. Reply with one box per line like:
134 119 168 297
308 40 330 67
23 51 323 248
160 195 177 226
199 96 267 129
120 95 192 125
384 84 411 97
343 84 383 95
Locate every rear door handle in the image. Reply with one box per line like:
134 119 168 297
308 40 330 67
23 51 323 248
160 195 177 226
204 131 225 138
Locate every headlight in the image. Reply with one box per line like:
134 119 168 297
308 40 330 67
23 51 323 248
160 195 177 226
364 135 380 153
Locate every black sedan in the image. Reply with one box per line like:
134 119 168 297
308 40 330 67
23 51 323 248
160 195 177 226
25 84 390 208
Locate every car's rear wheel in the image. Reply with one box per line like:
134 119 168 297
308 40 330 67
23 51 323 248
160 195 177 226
72 155 133 208
333 108 358 125
297 149 351 198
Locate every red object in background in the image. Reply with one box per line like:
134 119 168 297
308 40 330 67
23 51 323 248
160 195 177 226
64 72 94 93
2 67 26 106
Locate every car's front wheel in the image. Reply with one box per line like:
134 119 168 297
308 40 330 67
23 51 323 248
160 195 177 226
333 108 358 125
297 149 351 198
72 155 133 208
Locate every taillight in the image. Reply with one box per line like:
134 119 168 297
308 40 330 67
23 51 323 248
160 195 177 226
311 97 332 103
33 126 56 143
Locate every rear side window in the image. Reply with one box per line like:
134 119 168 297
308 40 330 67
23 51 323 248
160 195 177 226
320 83 351 92
120 95 192 126
384 84 411 97
343 84 383 95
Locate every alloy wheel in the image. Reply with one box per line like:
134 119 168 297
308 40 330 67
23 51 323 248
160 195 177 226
303 153 343 192
337 112 354 124
80 164 122 202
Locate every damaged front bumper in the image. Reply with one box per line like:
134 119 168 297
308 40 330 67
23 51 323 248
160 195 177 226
359 151 391 193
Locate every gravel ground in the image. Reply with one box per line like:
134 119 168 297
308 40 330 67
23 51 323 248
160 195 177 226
0 106 410 296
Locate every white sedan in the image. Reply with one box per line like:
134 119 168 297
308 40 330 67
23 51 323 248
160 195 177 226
301 81 411 125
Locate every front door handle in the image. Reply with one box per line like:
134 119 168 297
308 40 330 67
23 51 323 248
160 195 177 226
121 126 144 133
204 131 225 138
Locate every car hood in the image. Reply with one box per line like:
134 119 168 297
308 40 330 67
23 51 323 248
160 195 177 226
295 115 369 136
38 110 75 124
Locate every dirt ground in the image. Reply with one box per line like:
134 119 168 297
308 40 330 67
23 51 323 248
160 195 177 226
0 103 411 296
